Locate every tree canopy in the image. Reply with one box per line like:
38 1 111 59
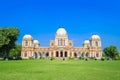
0 27 20 60
9 44 21 60
103 46 119 59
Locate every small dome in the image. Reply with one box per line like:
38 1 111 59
56 28 67 36
84 40 90 44
23 34 33 39
33 40 39 44
91 35 100 39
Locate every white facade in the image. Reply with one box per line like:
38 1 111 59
21 28 102 59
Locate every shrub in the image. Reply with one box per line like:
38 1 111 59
85 58 88 61
106 57 110 60
101 57 105 61
16 56 22 60
40 57 45 60
114 55 120 60
94 58 97 61
29 57 34 60
69 57 74 60
50 57 55 61
79 56 84 60
8 56 22 60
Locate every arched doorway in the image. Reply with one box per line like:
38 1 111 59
65 51 67 57
74 52 77 58
60 51 63 57
56 51 59 57
34 52 37 59
46 52 49 57
86 53 89 58
96 53 99 57
81 53 84 57
77 52 81 58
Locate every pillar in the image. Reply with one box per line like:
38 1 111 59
49 51 51 57
53 51 56 57
89 52 91 58
67 51 70 57
72 52 74 58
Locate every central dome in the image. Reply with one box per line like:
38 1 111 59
91 34 100 39
56 28 67 36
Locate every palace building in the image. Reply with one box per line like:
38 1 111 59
21 28 102 59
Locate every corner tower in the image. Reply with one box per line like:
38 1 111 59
21 34 34 59
89 34 102 59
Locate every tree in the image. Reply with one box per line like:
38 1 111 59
9 44 21 60
103 46 119 60
0 27 19 60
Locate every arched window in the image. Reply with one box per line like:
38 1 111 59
60 39 62 46
96 42 98 47
63 40 65 46
25 41 28 46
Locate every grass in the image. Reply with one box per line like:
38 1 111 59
0 59 120 80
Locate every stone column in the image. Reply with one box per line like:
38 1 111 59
72 52 74 58
21 52 23 58
67 51 70 58
99 52 102 58
89 52 91 58
94 52 96 58
59 51 60 58
92 52 94 57
31 51 33 58
49 51 51 57
53 51 56 57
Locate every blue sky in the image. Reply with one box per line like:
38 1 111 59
0 0 120 51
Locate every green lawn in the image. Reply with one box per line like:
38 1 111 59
0 59 120 80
